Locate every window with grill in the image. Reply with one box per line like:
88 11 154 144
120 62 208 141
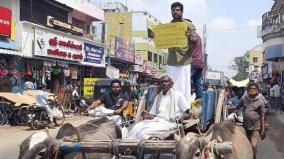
154 53 158 63
253 57 258 63
159 55 162 65
148 51 152 62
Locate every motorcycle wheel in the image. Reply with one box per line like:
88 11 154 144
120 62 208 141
30 111 48 130
15 107 29 126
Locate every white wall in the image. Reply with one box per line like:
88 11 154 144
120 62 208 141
55 0 104 21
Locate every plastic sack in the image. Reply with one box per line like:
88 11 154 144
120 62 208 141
88 106 114 117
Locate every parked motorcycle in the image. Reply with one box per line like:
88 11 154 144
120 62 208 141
72 96 91 115
29 100 65 130
227 101 243 125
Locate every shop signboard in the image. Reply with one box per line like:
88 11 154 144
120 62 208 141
135 52 144 65
249 70 261 81
34 29 83 61
106 65 120 79
143 60 151 74
83 42 105 67
142 60 158 76
150 67 158 76
46 15 83 36
114 37 135 63
0 6 12 37
206 71 221 80
84 78 100 97
130 65 143 73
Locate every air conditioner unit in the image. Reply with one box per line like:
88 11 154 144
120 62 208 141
89 25 96 36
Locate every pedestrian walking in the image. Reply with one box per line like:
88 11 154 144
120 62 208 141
230 82 266 159
271 82 281 113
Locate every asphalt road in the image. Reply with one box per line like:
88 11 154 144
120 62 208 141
0 114 283 159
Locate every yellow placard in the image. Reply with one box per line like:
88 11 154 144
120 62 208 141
84 78 100 97
153 22 188 49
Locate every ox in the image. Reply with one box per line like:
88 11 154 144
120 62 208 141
18 117 121 159
175 121 253 159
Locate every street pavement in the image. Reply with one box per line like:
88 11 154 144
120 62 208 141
258 112 284 159
0 115 93 159
0 113 284 159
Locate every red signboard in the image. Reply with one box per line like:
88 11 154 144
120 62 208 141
0 6 12 37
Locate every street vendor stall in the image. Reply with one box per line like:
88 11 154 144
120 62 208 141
0 90 56 106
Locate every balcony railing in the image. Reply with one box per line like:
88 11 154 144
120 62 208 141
262 8 284 37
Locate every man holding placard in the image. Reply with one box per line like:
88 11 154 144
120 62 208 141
167 2 197 103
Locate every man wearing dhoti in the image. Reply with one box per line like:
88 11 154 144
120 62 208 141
167 2 197 102
127 75 191 140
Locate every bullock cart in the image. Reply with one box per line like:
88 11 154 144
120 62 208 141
56 88 231 158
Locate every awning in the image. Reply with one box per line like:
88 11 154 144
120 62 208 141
229 78 249 88
0 48 32 58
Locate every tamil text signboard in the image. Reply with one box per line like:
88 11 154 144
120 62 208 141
34 29 83 61
0 6 12 37
83 43 105 67
84 78 100 97
153 22 188 49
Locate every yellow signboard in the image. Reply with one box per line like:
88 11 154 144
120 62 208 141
153 22 188 49
84 78 100 97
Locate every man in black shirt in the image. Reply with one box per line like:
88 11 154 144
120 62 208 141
88 79 129 118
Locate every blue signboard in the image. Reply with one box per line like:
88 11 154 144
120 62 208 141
84 43 104 65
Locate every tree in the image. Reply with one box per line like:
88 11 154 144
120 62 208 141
230 56 249 81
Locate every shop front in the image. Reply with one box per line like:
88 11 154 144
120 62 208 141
139 60 159 85
17 21 106 96
0 6 28 93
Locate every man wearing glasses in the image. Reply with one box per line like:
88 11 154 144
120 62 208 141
230 82 266 159
87 79 129 124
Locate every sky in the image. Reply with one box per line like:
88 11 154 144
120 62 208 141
98 0 273 77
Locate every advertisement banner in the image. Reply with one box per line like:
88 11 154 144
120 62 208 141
83 43 105 67
135 52 144 65
114 37 135 63
206 71 221 80
84 78 100 97
34 29 83 61
0 6 12 37
130 65 143 73
153 22 188 49
106 65 120 79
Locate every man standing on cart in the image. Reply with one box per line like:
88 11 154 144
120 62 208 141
166 2 197 103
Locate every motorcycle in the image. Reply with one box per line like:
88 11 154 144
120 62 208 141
72 96 91 115
227 101 243 125
29 100 65 130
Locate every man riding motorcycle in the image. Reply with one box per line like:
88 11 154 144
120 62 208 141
35 87 56 129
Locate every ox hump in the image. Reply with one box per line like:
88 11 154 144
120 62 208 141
29 131 48 150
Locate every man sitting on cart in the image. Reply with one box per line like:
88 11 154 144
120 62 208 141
127 74 191 140
87 79 129 125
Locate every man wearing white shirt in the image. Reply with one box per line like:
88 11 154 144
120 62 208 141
127 75 191 140
271 82 281 112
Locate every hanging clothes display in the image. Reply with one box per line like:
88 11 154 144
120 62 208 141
71 67 78 80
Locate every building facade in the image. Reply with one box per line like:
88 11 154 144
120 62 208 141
246 45 264 73
132 11 167 79
0 0 105 95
